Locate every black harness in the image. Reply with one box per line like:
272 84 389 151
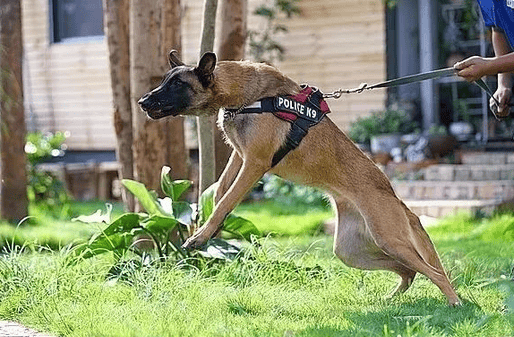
224 85 331 167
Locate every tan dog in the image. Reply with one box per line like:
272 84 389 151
138 51 461 306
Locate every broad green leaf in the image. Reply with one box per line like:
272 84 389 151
197 238 241 260
74 213 146 259
161 166 192 201
103 213 146 236
171 180 192 201
223 214 260 241
160 166 175 199
172 201 193 225
159 197 173 215
158 198 193 225
142 215 179 235
76 232 135 259
122 179 166 216
198 182 217 225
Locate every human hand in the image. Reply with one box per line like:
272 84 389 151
454 56 492 82
490 85 512 118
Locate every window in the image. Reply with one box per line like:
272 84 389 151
51 0 104 43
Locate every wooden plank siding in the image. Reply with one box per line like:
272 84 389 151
22 0 114 150
22 0 386 151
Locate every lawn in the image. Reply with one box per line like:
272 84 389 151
0 201 513 337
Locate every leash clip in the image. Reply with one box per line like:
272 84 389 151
323 83 368 99
223 105 246 120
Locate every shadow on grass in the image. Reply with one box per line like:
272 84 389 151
298 298 489 337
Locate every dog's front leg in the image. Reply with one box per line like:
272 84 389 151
183 159 268 249
215 150 243 205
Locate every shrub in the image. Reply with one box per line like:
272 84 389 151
260 174 330 210
73 166 261 264
25 132 70 214
348 108 419 145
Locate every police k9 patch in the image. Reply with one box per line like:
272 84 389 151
274 96 322 123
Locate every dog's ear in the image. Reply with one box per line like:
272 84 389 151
194 52 217 87
168 50 184 68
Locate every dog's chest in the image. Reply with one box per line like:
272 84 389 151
217 109 254 150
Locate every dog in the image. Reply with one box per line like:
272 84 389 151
138 50 461 306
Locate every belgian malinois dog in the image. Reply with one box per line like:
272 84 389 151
138 51 461 306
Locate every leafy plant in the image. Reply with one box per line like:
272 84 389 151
25 131 70 213
260 174 329 210
73 166 260 263
247 0 301 63
427 124 448 136
348 108 419 145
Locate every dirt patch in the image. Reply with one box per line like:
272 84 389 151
0 321 53 337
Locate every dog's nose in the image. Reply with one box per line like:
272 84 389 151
138 93 151 108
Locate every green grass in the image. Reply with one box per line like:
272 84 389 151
0 201 124 250
234 200 333 235
0 205 513 336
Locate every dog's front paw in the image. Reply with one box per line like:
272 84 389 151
182 232 209 250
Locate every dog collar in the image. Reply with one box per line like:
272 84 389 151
224 85 331 167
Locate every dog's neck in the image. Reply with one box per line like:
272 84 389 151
210 61 301 110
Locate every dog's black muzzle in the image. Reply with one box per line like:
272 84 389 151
138 93 178 119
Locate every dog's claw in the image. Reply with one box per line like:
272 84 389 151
449 299 463 307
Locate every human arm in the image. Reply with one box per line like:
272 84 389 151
454 28 513 117
454 53 514 82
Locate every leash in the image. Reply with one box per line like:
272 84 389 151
324 67 512 120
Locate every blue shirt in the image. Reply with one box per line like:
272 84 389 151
478 0 514 49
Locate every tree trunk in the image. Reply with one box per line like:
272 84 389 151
197 0 218 194
130 0 187 196
214 0 247 179
161 0 187 181
103 0 135 211
0 0 28 223
218 0 247 60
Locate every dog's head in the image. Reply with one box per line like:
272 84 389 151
138 50 217 119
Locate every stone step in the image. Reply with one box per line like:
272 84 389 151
423 164 514 181
404 199 500 218
460 152 514 165
393 180 514 201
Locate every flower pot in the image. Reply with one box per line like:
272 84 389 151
449 122 473 141
370 134 401 154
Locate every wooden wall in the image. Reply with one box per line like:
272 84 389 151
22 0 386 151
22 0 114 150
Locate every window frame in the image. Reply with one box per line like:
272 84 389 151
49 0 104 44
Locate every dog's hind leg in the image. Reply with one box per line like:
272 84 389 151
355 194 461 306
333 199 417 296
388 268 417 298
183 159 268 249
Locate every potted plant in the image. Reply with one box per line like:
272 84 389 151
349 108 420 154
449 99 474 141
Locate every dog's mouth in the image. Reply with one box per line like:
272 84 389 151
144 106 180 120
